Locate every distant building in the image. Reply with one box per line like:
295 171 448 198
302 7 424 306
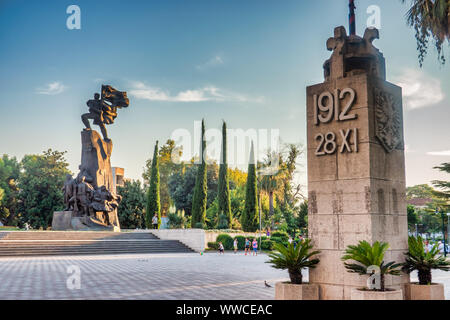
112 167 125 192
407 198 433 210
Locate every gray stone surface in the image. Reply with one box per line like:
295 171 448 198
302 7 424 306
0 253 289 300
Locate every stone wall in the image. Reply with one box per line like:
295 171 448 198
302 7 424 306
150 229 205 252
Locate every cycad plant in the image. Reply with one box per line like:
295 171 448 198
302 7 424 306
402 236 450 285
341 241 402 291
266 240 320 284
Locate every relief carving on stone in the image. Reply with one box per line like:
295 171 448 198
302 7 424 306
374 87 403 153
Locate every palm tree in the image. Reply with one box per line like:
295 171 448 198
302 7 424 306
341 240 402 291
266 240 320 284
259 151 285 218
401 0 450 65
402 236 450 284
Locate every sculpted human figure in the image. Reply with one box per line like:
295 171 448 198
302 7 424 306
81 85 129 141
62 174 77 211
76 176 94 217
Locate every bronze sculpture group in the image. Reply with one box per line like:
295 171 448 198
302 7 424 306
60 85 129 229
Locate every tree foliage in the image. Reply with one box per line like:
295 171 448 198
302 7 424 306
146 141 161 228
191 119 207 227
401 0 450 66
18 149 70 229
241 142 259 232
218 121 232 228
0 155 20 225
117 180 146 229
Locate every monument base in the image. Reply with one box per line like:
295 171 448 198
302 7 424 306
52 211 120 232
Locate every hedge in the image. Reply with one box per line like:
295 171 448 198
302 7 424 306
207 242 219 250
261 239 274 250
216 234 234 250
270 231 289 242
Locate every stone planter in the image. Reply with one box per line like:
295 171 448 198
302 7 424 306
350 288 403 300
404 283 445 300
275 282 319 300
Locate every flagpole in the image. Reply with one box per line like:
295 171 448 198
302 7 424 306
349 0 356 35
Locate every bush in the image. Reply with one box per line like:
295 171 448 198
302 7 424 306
208 242 219 250
261 239 274 251
270 236 288 247
216 234 234 250
233 235 248 250
271 231 289 242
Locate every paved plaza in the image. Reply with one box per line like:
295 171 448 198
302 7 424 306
0 252 289 300
0 252 449 300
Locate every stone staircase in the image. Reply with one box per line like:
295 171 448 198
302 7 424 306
0 231 194 257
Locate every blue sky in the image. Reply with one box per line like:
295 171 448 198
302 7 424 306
0 0 448 187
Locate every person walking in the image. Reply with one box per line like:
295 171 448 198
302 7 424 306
252 238 258 256
151 213 158 229
244 238 250 255
233 238 238 254
218 242 225 255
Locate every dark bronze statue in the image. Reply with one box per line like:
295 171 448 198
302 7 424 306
81 85 129 141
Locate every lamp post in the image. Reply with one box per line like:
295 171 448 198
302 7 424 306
438 208 447 257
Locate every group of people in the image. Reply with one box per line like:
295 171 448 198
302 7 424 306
217 238 259 255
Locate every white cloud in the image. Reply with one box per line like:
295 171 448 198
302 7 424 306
36 82 67 95
196 55 224 70
129 82 264 103
427 150 450 156
393 69 444 110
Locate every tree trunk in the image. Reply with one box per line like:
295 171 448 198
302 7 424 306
380 274 385 291
288 270 303 284
418 269 432 285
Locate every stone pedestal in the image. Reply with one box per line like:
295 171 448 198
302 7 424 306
404 283 445 300
52 211 119 232
350 288 403 300
306 26 409 299
275 282 319 300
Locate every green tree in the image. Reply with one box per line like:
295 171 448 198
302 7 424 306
401 0 450 66
406 184 435 199
146 141 161 228
143 139 181 216
117 180 146 229
218 121 232 228
18 149 70 229
241 142 259 232
0 155 20 225
191 119 207 228
407 204 419 226
432 163 450 205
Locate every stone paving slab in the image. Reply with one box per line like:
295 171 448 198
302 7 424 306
0 252 289 300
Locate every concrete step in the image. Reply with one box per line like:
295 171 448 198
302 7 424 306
0 231 194 257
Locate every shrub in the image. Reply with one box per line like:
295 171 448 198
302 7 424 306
233 235 247 250
341 240 402 291
261 239 274 251
402 236 450 285
216 234 234 250
208 242 219 250
270 236 288 247
270 231 289 242
266 240 320 284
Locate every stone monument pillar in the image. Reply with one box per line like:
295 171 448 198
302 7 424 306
306 26 409 299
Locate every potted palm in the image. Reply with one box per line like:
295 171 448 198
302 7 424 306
342 240 403 300
266 239 320 300
402 236 450 300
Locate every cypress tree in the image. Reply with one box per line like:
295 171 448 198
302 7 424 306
241 141 259 232
146 141 161 228
191 119 207 228
218 121 232 228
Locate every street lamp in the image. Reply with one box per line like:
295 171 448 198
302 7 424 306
438 208 447 257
